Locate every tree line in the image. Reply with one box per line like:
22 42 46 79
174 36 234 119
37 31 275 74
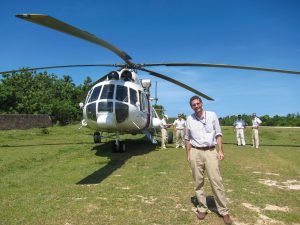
0 70 93 125
1 71 299 126
219 114 300 127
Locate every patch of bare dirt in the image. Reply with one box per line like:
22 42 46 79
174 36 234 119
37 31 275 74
258 179 300 190
240 202 290 225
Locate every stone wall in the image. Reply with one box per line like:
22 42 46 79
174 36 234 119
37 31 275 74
0 114 52 130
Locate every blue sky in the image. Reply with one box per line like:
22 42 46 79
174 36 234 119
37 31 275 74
1 0 300 118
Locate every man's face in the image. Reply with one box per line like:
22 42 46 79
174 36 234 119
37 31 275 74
191 99 202 113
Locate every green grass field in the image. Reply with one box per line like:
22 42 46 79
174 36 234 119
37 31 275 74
0 125 299 225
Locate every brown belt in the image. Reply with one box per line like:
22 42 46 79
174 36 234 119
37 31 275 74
191 145 215 150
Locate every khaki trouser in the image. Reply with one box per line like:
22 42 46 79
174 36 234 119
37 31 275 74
189 147 229 216
252 128 259 147
176 129 185 147
161 128 167 148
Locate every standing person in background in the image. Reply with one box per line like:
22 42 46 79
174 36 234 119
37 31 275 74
160 115 170 149
233 115 247 146
251 113 262 149
173 113 186 148
185 95 233 225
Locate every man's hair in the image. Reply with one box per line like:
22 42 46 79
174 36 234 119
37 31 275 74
189 95 202 107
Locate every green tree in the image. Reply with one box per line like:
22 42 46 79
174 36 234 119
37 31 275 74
153 104 165 119
0 70 83 125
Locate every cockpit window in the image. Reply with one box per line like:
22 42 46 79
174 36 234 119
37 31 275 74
98 102 113 112
116 85 128 102
100 84 114 100
89 86 102 103
129 88 138 105
85 89 92 104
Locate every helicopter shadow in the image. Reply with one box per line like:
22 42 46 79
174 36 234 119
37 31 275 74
76 137 157 185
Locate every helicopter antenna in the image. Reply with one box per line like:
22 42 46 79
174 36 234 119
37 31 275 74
154 81 158 105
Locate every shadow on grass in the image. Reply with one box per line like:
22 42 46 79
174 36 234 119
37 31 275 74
0 142 93 148
76 137 156 185
191 195 222 217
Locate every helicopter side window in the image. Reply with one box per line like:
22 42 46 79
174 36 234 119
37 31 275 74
129 88 137 106
100 84 115 100
116 85 128 102
89 86 102 103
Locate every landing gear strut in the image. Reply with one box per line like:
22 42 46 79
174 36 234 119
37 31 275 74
113 140 126 152
112 132 126 152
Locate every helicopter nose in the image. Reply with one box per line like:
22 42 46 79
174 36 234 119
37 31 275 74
97 113 114 125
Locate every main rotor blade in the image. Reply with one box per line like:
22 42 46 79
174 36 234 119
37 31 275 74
140 68 214 101
15 14 132 64
0 64 124 74
141 63 300 75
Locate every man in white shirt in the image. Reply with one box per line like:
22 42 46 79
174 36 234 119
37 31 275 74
160 115 170 149
233 115 246 146
252 113 262 149
173 113 186 148
185 95 232 225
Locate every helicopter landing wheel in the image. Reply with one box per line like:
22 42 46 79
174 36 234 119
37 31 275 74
93 132 101 143
167 131 173 144
113 141 126 153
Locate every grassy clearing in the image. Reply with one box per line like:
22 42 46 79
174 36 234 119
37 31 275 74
0 125 299 225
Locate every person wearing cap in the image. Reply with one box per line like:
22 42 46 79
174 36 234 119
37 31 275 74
160 115 171 149
173 113 186 148
185 95 232 225
251 113 262 149
233 115 247 146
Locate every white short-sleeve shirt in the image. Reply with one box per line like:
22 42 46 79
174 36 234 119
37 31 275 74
185 111 222 147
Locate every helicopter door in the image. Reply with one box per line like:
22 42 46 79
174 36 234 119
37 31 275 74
139 91 148 112
141 93 148 112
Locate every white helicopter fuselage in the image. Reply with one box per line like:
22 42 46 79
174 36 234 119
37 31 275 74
81 70 161 136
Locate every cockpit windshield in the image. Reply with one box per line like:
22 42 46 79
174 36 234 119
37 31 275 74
89 86 102 103
100 84 114 99
116 85 128 102
87 84 140 115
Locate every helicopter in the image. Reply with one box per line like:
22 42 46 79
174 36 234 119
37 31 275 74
1 14 300 152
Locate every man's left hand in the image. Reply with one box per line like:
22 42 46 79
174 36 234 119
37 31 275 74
218 151 224 161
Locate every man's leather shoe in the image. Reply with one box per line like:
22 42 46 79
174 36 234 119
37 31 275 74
196 211 207 220
223 214 233 224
